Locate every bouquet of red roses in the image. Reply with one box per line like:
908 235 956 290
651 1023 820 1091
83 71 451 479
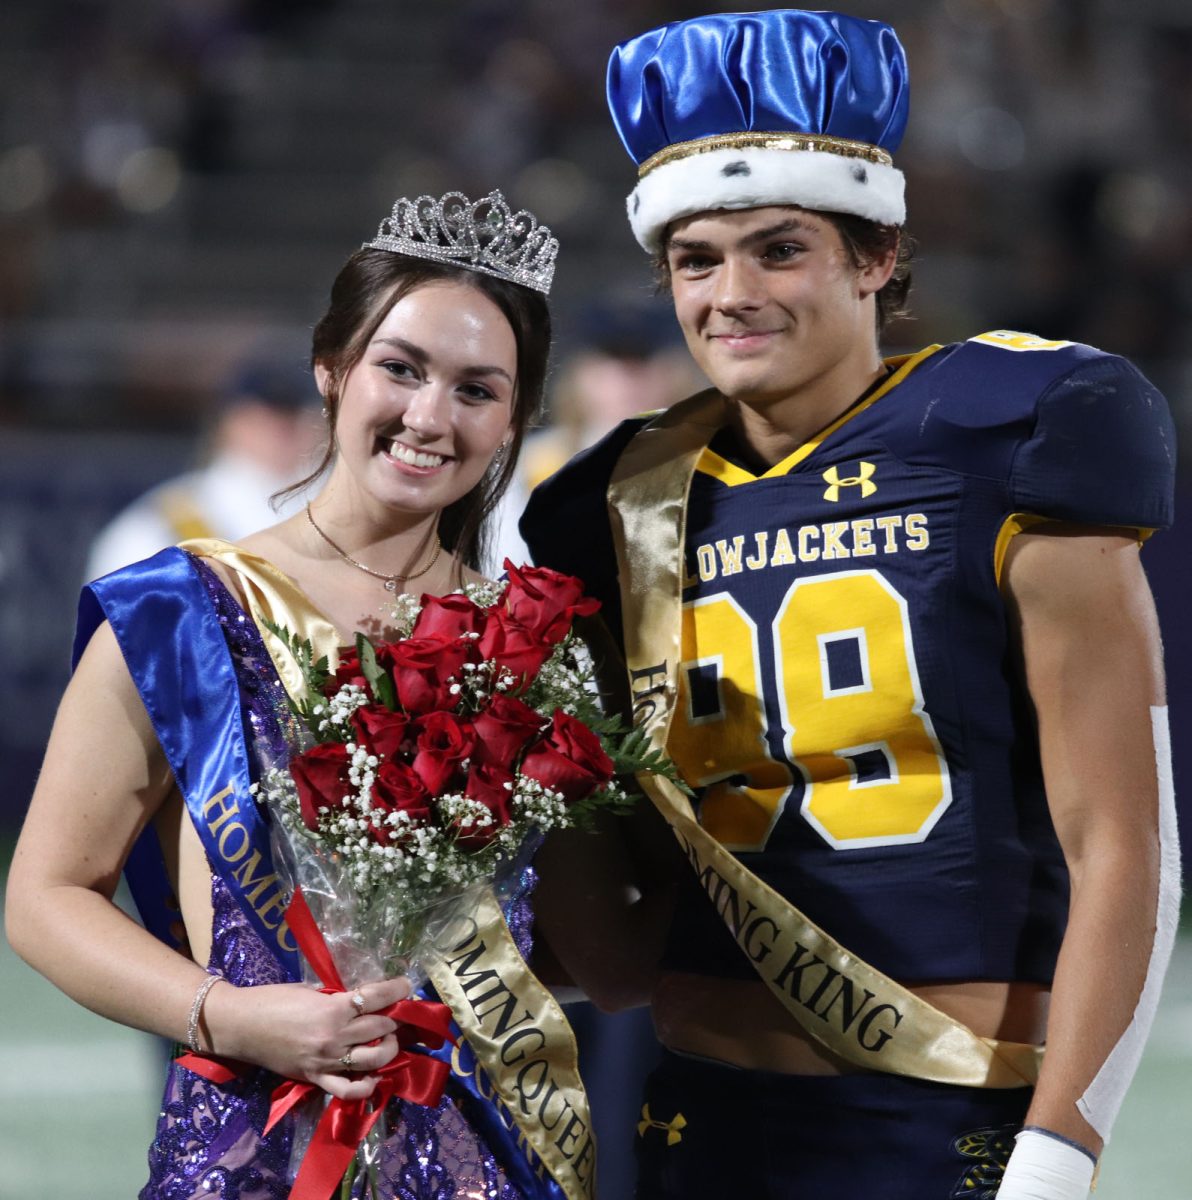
252 563 680 1196
255 560 674 985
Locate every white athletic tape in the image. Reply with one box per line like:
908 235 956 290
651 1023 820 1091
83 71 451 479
1076 705 1181 1141
998 1129 1095 1200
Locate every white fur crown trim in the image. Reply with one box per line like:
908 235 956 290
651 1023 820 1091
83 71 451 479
627 145 906 252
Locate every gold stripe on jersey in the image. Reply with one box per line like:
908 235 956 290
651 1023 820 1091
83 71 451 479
993 513 1158 587
993 513 1050 586
695 344 944 486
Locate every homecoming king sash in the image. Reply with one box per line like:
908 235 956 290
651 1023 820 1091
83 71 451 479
606 392 1043 1089
176 540 596 1200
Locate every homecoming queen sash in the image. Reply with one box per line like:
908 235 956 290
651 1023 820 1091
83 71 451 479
176 541 596 1200
606 392 1043 1090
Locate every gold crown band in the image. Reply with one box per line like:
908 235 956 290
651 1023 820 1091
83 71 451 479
638 131 893 179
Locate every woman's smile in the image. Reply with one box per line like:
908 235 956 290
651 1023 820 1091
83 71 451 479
382 439 452 472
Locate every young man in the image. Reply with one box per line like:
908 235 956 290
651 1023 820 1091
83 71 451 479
522 11 1180 1199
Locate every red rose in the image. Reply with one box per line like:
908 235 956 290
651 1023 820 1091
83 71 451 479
411 711 476 795
326 647 368 696
502 561 601 645
477 612 554 690
471 694 544 768
412 593 487 643
520 710 615 803
371 760 432 844
380 635 469 714
461 761 515 845
350 706 410 763
289 742 352 830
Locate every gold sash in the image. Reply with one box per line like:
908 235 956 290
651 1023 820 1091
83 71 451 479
604 396 1043 1089
182 539 597 1200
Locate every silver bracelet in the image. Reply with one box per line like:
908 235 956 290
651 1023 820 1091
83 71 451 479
186 971 223 1053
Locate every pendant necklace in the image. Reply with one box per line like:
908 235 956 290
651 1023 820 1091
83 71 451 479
305 503 441 592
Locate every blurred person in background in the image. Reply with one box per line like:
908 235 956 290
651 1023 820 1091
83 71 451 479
491 302 698 1196
85 340 324 579
491 301 696 567
520 304 693 493
6 189 575 1199
524 10 1179 1200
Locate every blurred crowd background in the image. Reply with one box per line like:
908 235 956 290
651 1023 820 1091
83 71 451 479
1 0 1190 1191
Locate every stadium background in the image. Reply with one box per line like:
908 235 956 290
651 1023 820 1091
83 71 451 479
1 0 1189 1194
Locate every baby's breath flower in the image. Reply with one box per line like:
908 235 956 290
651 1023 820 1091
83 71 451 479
387 592 423 638
255 577 644 953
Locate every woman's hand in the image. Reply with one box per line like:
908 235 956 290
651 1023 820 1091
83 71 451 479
5 621 418 1106
203 976 414 1101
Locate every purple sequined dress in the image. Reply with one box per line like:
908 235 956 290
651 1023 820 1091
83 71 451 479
140 559 530 1200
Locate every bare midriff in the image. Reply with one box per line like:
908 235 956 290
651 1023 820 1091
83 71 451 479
652 971 1050 1074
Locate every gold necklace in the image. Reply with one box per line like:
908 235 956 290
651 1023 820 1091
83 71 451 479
305 504 442 592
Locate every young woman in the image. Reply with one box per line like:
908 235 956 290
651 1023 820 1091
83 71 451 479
6 191 558 1199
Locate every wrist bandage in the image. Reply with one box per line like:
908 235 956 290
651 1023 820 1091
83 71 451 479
998 1128 1095 1200
1076 706 1181 1142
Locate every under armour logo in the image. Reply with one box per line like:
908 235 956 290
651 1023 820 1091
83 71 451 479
822 461 877 502
637 1103 687 1145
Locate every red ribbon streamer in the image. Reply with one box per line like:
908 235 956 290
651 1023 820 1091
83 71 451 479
176 886 456 1200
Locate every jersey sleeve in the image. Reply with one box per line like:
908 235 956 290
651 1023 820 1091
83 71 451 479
1009 353 1176 531
518 418 646 646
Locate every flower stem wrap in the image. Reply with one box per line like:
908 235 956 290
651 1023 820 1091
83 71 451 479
178 886 456 1200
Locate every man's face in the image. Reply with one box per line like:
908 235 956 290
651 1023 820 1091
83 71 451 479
664 206 892 410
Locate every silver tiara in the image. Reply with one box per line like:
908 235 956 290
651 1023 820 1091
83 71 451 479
365 190 558 295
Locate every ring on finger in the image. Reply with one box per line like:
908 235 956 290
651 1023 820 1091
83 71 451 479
340 1048 355 1072
351 992 366 1016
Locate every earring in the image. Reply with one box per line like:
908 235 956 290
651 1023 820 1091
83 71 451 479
493 443 509 466
321 405 330 420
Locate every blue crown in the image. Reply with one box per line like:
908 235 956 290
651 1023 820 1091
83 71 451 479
606 10 910 251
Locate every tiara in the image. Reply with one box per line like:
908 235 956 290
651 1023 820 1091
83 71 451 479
365 190 558 295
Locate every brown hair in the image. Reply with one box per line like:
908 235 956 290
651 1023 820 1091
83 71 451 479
825 213 915 335
286 249 551 571
653 209 915 336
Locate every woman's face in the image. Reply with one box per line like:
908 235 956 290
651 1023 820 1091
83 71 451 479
320 280 517 518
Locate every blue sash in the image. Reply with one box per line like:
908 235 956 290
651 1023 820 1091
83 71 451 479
75 547 302 978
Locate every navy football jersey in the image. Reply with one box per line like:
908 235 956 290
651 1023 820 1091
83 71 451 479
522 333 1175 986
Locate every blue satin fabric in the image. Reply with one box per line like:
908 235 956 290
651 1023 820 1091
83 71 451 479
75 548 302 980
607 9 909 165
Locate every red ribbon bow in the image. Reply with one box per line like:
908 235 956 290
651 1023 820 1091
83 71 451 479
177 886 456 1200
